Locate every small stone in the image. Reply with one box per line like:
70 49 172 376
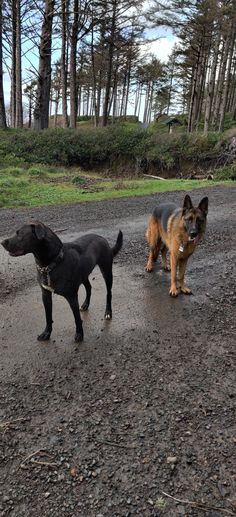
70 467 78 477
167 456 177 464
44 492 51 498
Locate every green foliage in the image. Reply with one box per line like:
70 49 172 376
0 127 150 168
155 497 167 509
77 115 92 122
0 177 29 189
0 127 235 177
214 163 236 180
72 175 86 185
0 166 24 176
0 152 26 168
28 166 47 178
0 170 231 209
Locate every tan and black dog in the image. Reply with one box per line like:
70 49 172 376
145 194 208 296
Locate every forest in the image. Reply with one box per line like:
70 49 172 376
0 0 236 133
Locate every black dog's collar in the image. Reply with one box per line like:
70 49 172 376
37 248 64 291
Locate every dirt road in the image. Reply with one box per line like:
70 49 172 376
0 186 236 517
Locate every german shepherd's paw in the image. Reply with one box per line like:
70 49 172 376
145 264 153 272
169 286 178 297
180 286 192 295
163 265 170 272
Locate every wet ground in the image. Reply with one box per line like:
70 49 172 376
0 186 236 517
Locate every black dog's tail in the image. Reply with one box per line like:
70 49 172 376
112 230 123 257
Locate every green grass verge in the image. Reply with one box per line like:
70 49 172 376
0 171 234 209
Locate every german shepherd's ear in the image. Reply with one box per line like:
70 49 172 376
31 222 46 240
182 194 193 214
198 197 208 215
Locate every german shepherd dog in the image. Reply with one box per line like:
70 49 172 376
1 223 123 342
145 195 208 296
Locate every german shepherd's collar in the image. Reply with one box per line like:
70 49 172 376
145 194 208 297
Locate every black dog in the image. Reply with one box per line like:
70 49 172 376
1 223 123 342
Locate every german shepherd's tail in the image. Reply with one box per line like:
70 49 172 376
112 230 123 257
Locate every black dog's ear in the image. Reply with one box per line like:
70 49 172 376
183 194 193 214
32 223 46 240
198 197 208 215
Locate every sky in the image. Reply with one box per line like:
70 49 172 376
3 29 177 120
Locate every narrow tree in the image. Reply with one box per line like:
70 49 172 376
34 0 55 130
0 0 6 128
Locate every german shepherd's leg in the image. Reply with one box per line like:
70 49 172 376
80 278 92 311
38 288 53 341
66 293 84 342
145 217 161 272
179 258 192 295
169 252 178 297
161 245 170 271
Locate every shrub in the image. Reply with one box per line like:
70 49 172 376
72 175 86 185
0 126 234 175
0 166 24 176
214 163 236 180
28 166 47 178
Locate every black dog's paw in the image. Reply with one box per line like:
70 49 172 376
75 331 84 343
105 311 112 320
37 330 51 341
80 301 89 311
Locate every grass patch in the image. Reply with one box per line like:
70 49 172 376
0 170 234 209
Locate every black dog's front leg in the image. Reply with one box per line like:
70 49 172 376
66 294 84 342
38 288 53 341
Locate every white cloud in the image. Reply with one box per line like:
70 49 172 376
144 36 179 62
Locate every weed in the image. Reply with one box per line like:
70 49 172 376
155 497 167 509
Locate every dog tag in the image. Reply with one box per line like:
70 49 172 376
42 283 54 293
179 244 184 252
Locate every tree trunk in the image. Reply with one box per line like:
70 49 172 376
61 0 69 127
102 0 116 126
28 93 32 128
34 0 55 130
212 35 230 129
0 0 6 128
218 24 236 132
91 18 99 127
15 0 23 127
188 37 205 132
69 0 79 128
10 0 16 127
204 32 221 133
123 57 132 118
